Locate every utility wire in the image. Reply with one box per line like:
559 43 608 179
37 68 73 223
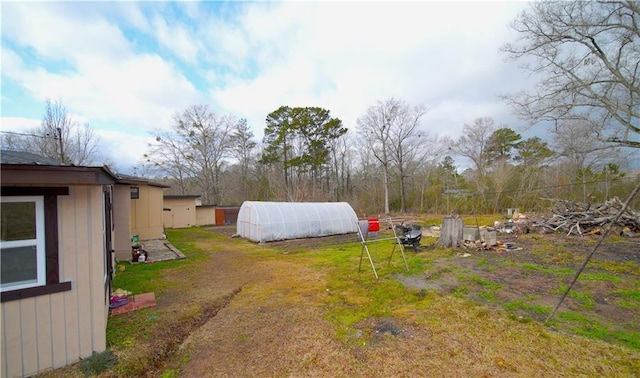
0 130 58 139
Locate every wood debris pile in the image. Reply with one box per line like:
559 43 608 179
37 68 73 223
534 197 640 236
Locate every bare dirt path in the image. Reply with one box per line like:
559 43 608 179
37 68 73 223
174 234 356 377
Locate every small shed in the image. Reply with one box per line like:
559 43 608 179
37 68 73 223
163 195 200 229
195 205 240 226
236 201 358 243
114 174 170 261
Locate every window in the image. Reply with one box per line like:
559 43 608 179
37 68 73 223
0 187 71 302
1 197 46 291
131 187 139 199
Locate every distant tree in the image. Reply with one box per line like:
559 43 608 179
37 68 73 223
452 117 496 174
146 105 235 204
357 98 427 213
357 99 396 214
261 106 295 196
327 131 353 202
514 136 554 167
229 118 256 200
451 117 496 210
1 98 103 166
502 1 639 149
552 120 621 173
486 127 522 164
295 107 347 198
144 130 192 195
387 101 428 212
261 106 346 200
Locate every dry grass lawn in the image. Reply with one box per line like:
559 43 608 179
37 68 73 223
39 226 640 377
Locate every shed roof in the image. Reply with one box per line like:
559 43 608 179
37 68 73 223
116 173 171 188
1 150 117 185
164 194 201 199
1 150 65 165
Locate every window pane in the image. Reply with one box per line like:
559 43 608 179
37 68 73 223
1 246 38 285
0 202 36 240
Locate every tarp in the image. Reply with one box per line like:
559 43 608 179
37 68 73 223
236 201 359 243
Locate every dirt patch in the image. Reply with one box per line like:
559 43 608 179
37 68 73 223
396 233 639 326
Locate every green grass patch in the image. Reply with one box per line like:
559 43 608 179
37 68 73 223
557 312 640 349
618 300 639 309
466 275 503 291
520 263 574 275
452 285 471 298
568 291 595 310
615 289 640 302
589 260 640 275
581 272 623 282
503 300 550 317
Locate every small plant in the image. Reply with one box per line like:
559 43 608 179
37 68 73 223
452 285 471 298
569 290 595 310
77 351 118 376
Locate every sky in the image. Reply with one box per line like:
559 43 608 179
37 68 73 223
1 1 534 174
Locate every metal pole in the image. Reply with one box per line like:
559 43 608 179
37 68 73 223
57 127 65 163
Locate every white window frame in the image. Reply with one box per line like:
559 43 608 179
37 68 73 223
0 196 46 292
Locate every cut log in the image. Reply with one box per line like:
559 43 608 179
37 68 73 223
439 216 464 248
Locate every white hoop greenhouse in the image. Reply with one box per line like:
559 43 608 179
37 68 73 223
236 201 359 243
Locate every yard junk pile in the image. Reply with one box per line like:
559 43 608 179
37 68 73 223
109 288 132 309
110 292 157 316
131 233 148 262
534 197 640 237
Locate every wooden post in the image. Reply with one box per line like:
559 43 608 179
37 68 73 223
438 216 464 248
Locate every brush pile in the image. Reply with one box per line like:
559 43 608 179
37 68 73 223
534 197 640 236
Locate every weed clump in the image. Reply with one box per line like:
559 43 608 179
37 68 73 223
77 351 118 376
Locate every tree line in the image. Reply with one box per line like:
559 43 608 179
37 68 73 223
139 103 637 215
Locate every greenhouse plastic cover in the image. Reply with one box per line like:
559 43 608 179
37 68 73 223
236 201 359 243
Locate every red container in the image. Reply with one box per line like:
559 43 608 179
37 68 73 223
368 218 380 232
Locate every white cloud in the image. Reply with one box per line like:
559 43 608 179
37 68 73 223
96 128 156 172
151 13 201 64
1 1 533 172
209 1 529 139
0 117 41 133
2 3 204 132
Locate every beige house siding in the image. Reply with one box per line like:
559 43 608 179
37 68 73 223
131 185 164 240
113 185 132 261
196 206 216 226
163 197 198 228
1 185 108 378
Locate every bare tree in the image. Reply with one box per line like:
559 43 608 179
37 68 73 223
357 99 398 214
2 98 103 166
451 117 496 209
146 105 235 205
327 130 353 202
388 101 428 212
357 98 428 214
502 1 639 149
229 118 257 200
144 130 192 195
